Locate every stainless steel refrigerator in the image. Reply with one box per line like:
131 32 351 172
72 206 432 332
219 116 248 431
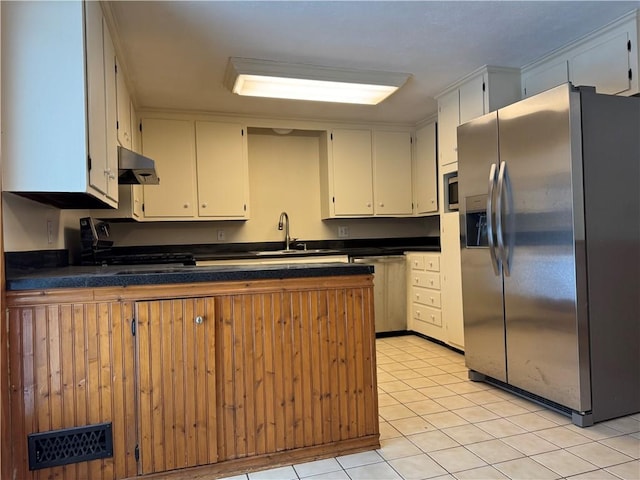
458 83 639 427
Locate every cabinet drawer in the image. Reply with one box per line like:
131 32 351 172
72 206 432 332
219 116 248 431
413 287 441 308
423 254 440 272
412 304 442 327
412 271 440 290
410 255 425 270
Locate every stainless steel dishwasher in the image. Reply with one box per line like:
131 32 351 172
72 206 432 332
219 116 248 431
351 255 407 333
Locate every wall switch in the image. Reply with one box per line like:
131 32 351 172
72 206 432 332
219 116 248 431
47 220 54 244
217 229 226 241
338 226 349 238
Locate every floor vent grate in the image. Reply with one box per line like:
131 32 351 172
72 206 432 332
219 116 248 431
28 423 113 470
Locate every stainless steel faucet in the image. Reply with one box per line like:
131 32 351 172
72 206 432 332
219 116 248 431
278 211 291 251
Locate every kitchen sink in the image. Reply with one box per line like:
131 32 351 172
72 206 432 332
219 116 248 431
252 249 339 256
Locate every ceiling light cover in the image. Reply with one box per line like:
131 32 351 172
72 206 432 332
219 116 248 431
224 57 410 105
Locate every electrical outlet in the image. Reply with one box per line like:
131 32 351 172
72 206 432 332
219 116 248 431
47 220 54 244
217 229 226 241
338 226 349 238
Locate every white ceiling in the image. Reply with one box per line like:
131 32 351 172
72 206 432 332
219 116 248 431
107 1 639 126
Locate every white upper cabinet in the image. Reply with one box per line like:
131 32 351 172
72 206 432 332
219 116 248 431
521 60 569 98
142 118 197 218
413 122 438 216
325 129 374 217
570 31 633 95
436 66 521 169
522 10 639 98
458 74 485 125
2 1 118 208
195 121 249 218
436 89 460 168
116 57 132 149
141 117 249 220
372 131 413 216
320 128 413 218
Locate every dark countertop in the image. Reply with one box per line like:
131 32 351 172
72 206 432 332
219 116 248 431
5 237 439 291
6 262 374 291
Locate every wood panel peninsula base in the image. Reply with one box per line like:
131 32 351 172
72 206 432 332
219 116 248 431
5 272 379 480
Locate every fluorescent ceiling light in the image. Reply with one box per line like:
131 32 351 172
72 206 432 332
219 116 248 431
224 57 410 105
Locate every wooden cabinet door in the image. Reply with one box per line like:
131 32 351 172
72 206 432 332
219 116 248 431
195 121 248 218
437 90 460 167
136 298 217 475
8 302 137 480
331 129 374 216
142 118 197 218
414 123 438 215
373 131 413 215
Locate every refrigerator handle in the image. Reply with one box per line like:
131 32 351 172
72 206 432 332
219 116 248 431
496 161 514 276
487 163 501 275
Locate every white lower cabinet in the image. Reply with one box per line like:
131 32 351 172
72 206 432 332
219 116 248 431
440 213 465 350
406 252 445 341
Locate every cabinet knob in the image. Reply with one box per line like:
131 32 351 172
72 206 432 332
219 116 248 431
429 279 434 285
416 311 421 317
430 297 435 303
415 293 420 300
366 202 372 208
201 203 207 208
379 202 384 207
195 316 203 325
183 203 190 208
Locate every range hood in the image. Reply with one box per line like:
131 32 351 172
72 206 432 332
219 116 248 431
118 146 160 184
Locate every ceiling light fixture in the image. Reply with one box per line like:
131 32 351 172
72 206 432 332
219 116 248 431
224 57 410 105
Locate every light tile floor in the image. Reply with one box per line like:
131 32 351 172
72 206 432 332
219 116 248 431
222 335 640 480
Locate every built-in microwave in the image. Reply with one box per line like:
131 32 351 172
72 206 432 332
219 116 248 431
447 174 459 211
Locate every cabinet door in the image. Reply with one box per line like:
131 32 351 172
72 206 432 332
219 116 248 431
136 298 217 474
459 74 485 124
414 123 438 215
115 57 132 149
437 90 460 167
441 212 465 349
373 131 413 215
570 31 631 95
8 302 137 480
142 119 197 218
130 106 144 219
85 1 109 197
522 60 569 98
331 129 373 216
102 18 119 202
195 122 248 218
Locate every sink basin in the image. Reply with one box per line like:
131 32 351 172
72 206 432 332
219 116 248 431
252 249 339 256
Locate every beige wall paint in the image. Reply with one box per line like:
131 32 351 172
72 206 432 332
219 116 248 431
2 193 89 252
2 130 438 251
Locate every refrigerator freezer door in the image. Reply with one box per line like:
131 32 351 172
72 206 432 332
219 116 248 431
458 112 507 382
497 84 590 412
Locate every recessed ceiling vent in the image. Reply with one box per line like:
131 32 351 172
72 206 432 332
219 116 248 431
28 423 113 470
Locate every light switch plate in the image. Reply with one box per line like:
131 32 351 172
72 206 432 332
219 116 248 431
217 229 226 241
338 226 349 238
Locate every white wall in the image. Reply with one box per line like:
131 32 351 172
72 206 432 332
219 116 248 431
2 130 438 251
2 193 89 252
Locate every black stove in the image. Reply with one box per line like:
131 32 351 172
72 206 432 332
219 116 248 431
79 217 195 266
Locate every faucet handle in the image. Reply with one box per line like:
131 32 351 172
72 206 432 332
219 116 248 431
294 241 306 251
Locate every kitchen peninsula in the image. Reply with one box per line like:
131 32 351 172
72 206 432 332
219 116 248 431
5 262 379 479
